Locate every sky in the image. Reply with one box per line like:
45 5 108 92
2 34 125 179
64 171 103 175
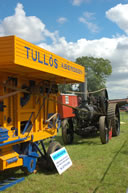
0 0 128 99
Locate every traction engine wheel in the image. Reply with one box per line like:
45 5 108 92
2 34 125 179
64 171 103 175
99 116 109 144
47 141 62 171
107 103 120 137
62 118 74 145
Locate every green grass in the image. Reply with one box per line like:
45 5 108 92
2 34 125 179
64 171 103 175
2 112 128 193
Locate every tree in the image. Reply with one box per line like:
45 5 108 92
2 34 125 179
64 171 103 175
58 84 72 93
76 56 112 92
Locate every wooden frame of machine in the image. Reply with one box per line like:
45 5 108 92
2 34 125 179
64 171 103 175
0 35 85 173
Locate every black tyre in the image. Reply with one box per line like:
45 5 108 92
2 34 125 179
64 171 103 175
47 141 62 171
107 103 120 137
99 116 109 144
100 89 109 114
47 141 62 155
62 118 74 145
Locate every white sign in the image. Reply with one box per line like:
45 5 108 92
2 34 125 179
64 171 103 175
65 96 69 104
50 147 72 175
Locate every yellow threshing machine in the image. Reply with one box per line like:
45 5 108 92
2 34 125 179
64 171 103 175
0 36 85 175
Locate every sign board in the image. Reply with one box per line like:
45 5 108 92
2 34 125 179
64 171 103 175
0 36 85 83
50 147 72 175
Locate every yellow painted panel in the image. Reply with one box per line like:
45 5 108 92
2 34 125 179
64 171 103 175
0 151 23 170
32 128 57 142
0 36 14 65
0 35 85 83
14 36 85 83
6 158 23 169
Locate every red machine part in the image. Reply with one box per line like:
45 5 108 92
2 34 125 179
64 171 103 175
109 127 112 140
58 94 78 119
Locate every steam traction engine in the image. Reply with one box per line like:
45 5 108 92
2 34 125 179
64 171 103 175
59 84 120 145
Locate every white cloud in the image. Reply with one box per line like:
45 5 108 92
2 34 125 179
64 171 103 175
83 12 95 19
79 12 99 33
79 17 99 33
0 3 57 43
106 3 128 34
57 17 67 24
39 36 120 62
107 77 128 99
71 0 90 6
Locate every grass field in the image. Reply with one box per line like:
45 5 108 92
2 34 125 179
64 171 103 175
1 112 128 193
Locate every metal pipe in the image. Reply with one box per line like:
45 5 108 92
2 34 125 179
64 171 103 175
80 73 87 101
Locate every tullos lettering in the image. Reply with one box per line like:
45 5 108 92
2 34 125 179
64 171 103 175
24 46 58 69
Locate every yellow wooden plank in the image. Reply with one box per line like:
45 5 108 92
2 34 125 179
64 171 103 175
0 35 85 83
0 36 14 64
14 36 85 83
